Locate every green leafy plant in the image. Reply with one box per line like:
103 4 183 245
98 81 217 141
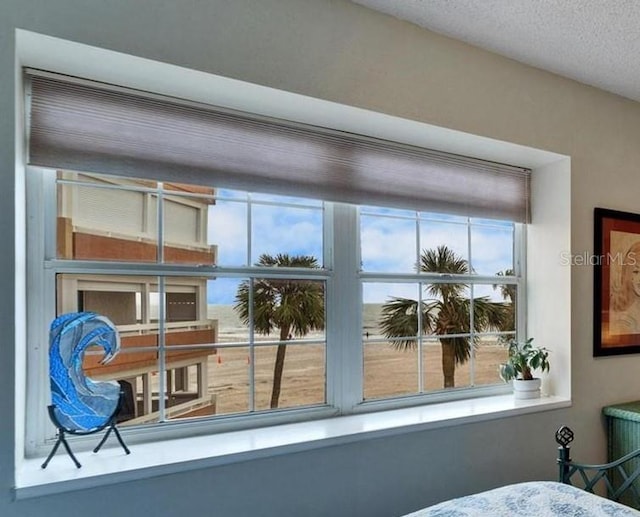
499 338 550 381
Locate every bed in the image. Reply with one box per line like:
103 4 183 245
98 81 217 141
405 481 640 516
403 426 640 516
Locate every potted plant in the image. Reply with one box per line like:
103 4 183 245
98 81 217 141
499 338 550 399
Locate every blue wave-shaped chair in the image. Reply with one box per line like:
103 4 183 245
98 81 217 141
42 312 131 468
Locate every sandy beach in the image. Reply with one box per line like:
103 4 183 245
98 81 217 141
200 304 509 415
198 339 508 416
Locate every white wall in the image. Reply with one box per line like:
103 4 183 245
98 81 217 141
1 1 639 515
528 159 572 399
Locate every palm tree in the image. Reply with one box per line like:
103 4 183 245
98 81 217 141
379 245 509 389
234 253 324 409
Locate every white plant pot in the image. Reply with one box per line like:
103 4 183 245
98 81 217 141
512 378 542 399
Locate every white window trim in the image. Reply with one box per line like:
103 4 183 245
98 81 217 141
15 394 571 499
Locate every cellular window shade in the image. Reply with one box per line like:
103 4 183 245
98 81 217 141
28 73 531 222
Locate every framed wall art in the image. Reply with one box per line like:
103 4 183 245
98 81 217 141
594 207 640 356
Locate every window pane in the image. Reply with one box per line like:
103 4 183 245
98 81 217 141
423 283 471 337
360 205 416 218
207 197 248 267
162 192 217 266
57 274 151 327
251 192 322 207
472 336 508 387
363 283 420 400
473 284 516 335
207 278 250 344
360 212 417 273
426 335 508 391
254 343 326 410
422 336 448 391
205 277 250 415
82 349 160 426
251 203 323 267
210 346 251 415
161 275 223 418
163 346 247 419
56 171 159 262
364 340 418 400
363 282 422 338
419 220 468 266
421 212 469 224
470 221 514 275
247 278 325 342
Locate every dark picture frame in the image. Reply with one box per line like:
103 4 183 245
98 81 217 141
594 208 640 356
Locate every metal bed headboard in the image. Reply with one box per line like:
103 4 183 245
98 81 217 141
556 425 640 507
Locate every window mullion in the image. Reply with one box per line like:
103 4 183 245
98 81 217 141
515 223 527 340
326 203 361 412
157 277 167 421
26 169 57 450
156 185 166 421
248 278 255 412
468 218 475 386
416 212 423 394
247 193 252 266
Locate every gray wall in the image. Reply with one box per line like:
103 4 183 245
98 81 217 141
2 0 639 515
11 415 561 517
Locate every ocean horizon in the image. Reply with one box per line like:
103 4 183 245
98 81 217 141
207 303 385 337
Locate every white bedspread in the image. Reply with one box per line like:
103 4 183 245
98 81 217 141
404 481 640 517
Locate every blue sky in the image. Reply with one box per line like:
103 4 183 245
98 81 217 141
206 189 514 304
207 190 323 268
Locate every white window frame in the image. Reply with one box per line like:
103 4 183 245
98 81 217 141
356 213 524 411
26 167 524 456
26 169 335 454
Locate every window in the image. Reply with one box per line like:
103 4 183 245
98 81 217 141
360 208 519 400
25 71 528 451
27 167 522 443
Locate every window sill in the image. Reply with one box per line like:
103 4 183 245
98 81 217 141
14 394 570 499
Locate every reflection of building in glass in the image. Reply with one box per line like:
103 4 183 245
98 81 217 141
56 172 218 424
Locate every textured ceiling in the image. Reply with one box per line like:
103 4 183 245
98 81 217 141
352 0 640 102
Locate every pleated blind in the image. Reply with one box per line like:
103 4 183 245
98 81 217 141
27 72 530 222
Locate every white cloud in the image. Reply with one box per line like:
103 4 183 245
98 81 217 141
419 223 468 260
252 218 322 261
361 216 417 272
470 226 513 275
207 201 248 265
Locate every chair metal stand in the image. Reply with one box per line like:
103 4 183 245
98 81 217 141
41 392 131 469
93 422 130 455
41 425 81 469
